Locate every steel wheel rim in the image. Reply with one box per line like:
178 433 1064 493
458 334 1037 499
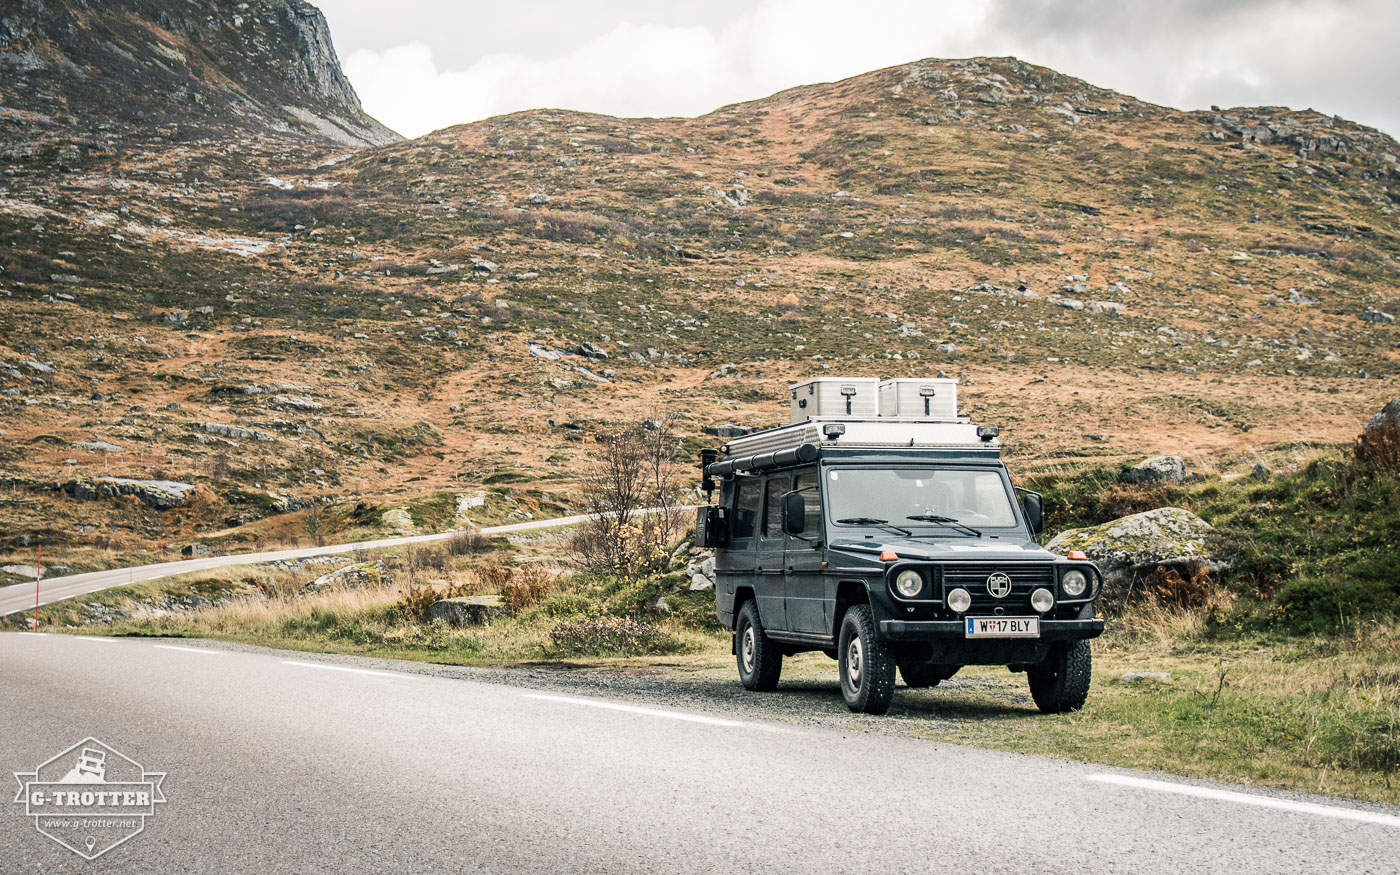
741 626 756 674
846 636 864 690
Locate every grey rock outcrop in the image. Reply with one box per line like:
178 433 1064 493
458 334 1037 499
199 422 274 442
1122 455 1186 485
66 477 197 510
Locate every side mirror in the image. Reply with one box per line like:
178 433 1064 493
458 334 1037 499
1021 491 1045 536
782 492 806 536
696 506 729 548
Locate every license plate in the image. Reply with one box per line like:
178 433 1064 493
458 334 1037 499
965 616 1040 638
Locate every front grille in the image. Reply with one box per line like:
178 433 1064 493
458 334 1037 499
941 563 1055 614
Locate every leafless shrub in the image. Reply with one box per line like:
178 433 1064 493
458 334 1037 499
500 566 555 613
571 414 686 581
446 529 490 556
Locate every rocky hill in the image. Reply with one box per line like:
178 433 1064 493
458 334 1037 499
0 36 1397 564
0 0 398 148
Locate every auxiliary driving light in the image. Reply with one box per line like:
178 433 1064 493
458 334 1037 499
1030 587 1055 613
1061 569 1088 598
947 587 972 613
895 570 924 598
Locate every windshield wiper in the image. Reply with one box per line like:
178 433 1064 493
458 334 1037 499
906 514 982 538
836 517 912 536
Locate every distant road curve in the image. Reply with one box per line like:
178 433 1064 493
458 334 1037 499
0 506 693 618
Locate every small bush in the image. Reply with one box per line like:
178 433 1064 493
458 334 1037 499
446 530 490 556
547 615 679 656
501 566 555 613
395 584 440 622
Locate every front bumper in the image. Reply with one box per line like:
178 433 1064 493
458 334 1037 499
878 618 1105 641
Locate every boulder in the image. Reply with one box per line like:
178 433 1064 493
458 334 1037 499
1122 455 1186 485
1362 398 1400 437
1360 307 1394 323
1046 507 1226 601
199 422 274 442
429 595 503 626
687 555 716 591
181 543 212 558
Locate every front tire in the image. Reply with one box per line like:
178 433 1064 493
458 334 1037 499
898 662 960 689
735 601 782 691
838 604 896 714
1028 640 1092 713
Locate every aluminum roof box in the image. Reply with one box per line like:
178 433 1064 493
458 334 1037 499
878 378 958 420
789 377 879 423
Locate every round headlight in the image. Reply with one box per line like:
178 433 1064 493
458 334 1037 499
895 570 924 598
1030 587 1055 613
947 587 972 613
1061 569 1088 598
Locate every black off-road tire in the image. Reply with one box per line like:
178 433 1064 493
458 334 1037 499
838 604 896 714
897 662 960 689
735 601 782 691
1028 640 1093 713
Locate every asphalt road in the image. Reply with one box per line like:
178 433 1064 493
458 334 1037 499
0 508 687 619
3 633 1398 872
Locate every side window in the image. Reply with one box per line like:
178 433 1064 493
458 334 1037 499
763 476 789 539
795 471 822 534
733 480 761 541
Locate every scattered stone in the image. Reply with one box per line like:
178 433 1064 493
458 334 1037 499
1117 672 1172 683
1122 455 1186 485
1057 298 1085 310
195 305 214 316
273 394 322 411
21 360 56 376
470 256 497 273
528 343 566 360
1087 301 1125 317
199 422 274 442
527 192 551 205
1361 307 1394 323
702 423 753 438
1250 461 1272 480
687 555 716 591
76 440 122 452
164 310 189 326
14 534 31 547
578 341 609 360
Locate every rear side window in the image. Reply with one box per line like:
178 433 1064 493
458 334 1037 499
733 480 761 541
764 476 789 538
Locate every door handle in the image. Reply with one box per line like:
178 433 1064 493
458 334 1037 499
786 565 795 573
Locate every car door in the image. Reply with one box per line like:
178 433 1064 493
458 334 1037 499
755 474 791 632
784 468 829 636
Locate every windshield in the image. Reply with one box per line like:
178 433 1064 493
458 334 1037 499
826 466 1019 531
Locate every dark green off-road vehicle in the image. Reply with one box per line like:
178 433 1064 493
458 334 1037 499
696 379 1104 714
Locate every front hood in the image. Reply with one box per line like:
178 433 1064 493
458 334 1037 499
828 537 1055 563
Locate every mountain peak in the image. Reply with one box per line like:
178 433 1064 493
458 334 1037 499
0 0 398 146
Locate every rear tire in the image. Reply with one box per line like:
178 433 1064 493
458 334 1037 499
838 604 896 714
735 601 782 691
898 662 960 689
1028 640 1092 713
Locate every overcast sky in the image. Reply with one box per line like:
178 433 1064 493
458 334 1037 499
314 0 1400 140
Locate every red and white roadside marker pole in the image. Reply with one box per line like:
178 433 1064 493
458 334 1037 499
32 543 42 632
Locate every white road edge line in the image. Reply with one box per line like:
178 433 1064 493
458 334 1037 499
1086 774 1400 827
281 660 398 678
152 644 222 655
17 631 46 636
522 692 773 730
74 636 116 642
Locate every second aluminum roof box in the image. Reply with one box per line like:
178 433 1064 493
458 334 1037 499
789 377 879 422
879 378 958 420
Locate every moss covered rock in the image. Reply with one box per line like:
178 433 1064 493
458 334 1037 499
1046 507 1225 601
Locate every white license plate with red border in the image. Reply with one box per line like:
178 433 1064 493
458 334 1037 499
965 616 1040 638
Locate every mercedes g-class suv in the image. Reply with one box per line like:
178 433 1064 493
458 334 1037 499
696 378 1104 714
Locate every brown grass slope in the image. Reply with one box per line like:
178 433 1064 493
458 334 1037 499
0 55 1397 561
